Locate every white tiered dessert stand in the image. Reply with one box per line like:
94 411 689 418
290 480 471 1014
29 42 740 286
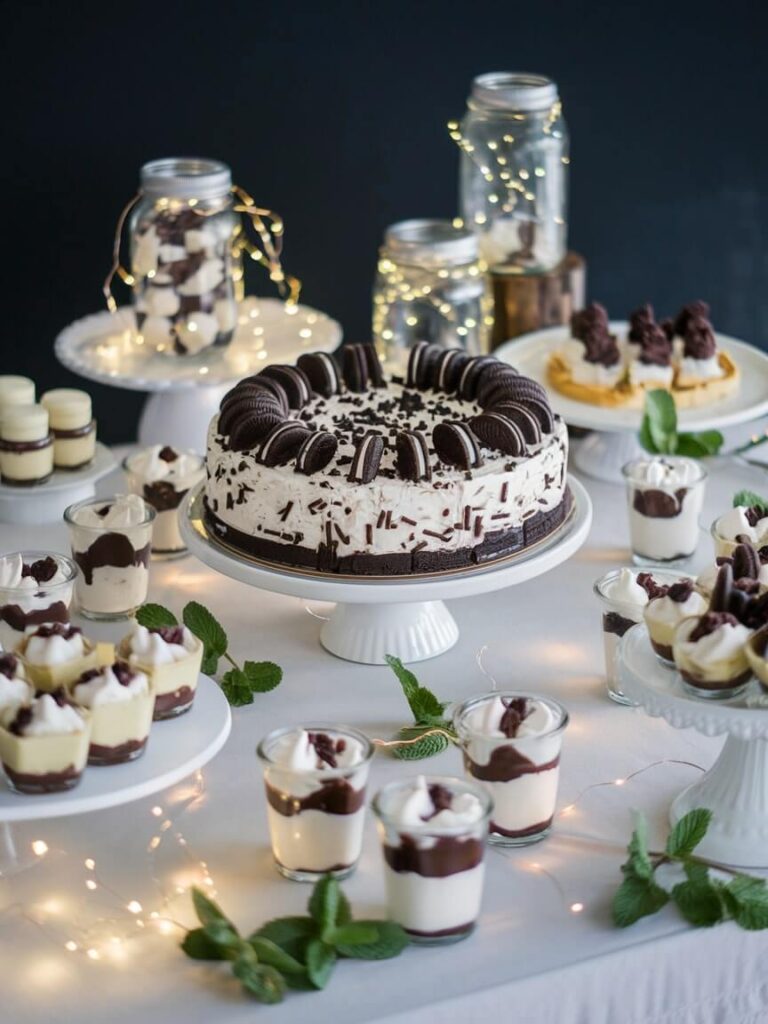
0 442 116 525
181 477 592 665
54 299 342 454
494 326 768 484
620 623 768 868
0 675 230 873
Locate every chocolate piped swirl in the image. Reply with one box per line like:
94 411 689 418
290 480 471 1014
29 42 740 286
384 835 484 878
265 778 365 817
73 534 151 586
463 748 560 784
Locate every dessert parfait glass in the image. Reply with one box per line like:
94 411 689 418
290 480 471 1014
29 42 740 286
257 724 374 882
64 496 155 621
0 551 77 651
372 775 492 945
122 449 205 559
622 457 707 566
454 692 568 846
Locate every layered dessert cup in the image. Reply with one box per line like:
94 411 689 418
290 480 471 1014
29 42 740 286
71 661 154 765
454 692 567 845
746 627 768 693
643 577 707 664
673 612 753 699
0 404 54 486
622 457 706 564
18 623 112 691
0 689 91 793
372 775 491 944
40 389 96 470
119 624 203 719
0 551 77 652
123 446 204 558
257 725 373 881
0 653 32 711
711 505 768 559
64 495 155 620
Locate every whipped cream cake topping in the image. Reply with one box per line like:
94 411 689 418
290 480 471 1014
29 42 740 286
628 457 701 490
681 612 752 657
8 690 86 736
24 623 84 664
378 775 485 829
71 493 148 529
268 728 366 772
462 695 557 739
0 554 69 591
128 624 198 665
73 663 149 707
716 506 768 546
126 445 201 484
0 653 31 706
601 568 652 607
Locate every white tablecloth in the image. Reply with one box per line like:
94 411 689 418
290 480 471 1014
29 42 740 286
2 434 768 1024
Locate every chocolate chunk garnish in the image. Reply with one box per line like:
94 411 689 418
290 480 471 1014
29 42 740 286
295 430 338 475
22 556 59 585
348 431 384 483
259 422 312 467
571 302 610 341
395 429 431 482
112 661 138 686
635 322 672 367
342 344 370 393
469 412 525 457
152 625 186 646
259 365 311 409
421 783 453 820
667 579 695 603
32 622 81 640
633 488 687 518
433 421 483 470
158 446 178 463
570 303 620 367
9 705 33 736
627 304 655 344
307 731 339 768
499 696 530 737
297 352 341 398
731 542 761 581
636 572 668 600
673 301 710 341
683 315 717 361
689 611 739 643
0 654 20 679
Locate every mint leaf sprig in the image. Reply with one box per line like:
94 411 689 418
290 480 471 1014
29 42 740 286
384 655 457 760
639 390 723 458
615 808 768 930
136 601 282 707
181 876 408 1003
733 490 768 513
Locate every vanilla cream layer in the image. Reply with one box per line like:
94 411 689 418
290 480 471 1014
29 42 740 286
54 433 96 468
83 692 154 749
267 806 366 871
382 862 485 934
0 725 91 775
0 446 53 482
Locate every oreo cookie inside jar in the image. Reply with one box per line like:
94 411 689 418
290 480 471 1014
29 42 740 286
129 158 239 357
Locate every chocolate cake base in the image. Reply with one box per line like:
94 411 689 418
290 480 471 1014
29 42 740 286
88 736 148 766
3 762 81 794
404 921 475 943
650 638 674 662
490 815 554 840
0 473 53 487
204 487 572 578
680 667 752 696
154 686 195 720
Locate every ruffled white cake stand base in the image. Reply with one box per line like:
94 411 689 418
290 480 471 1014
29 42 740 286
180 478 592 665
620 623 768 868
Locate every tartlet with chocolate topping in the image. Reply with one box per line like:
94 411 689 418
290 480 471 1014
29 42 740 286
70 661 154 765
18 623 113 691
119 624 203 719
0 689 91 793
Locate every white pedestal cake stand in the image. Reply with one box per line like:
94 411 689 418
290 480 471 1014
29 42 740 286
0 675 230 874
0 442 116 525
620 623 768 868
54 299 342 453
494 326 768 484
180 477 592 665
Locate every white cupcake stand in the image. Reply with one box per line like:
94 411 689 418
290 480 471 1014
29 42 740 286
54 299 342 454
620 624 768 868
494 327 768 484
0 676 230 874
180 477 592 665
0 442 116 526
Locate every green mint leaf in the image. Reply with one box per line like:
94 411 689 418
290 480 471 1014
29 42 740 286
203 920 241 950
329 922 379 947
690 430 723 455
665 809 712 858
183 601 227 674
733 490 768 512
253 916 316 960
624 811 653 881
335 920 409 959
232 956 286 1003
674 435 710 458
283 972 317 991
305 939 336 989
613 875 669 927
644 389 678 454
221 668 254 707
671 875 724 927
638 415 660 454
384 654 420 702
180 927 227 960
308 875 340 937
409 688 447 724
248 936 306 975
724 875 768 930
192 886 233 930
243 660 283 693
392 727 450 760
336 889 352 926
135 603 178 629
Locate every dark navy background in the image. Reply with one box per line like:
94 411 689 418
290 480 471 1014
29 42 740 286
2 0 765 441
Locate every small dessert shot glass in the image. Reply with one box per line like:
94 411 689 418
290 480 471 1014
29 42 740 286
622 456 707 565
122 446 205 559
0 551 78 652
257 725 374 882
454 692 568 846
372 775 492 945
593 568 647 705
64 495 155 621
672 613 753 700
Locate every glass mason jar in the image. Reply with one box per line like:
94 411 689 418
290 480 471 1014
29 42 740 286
372 219 491 369
129 158 240 358
458 73 569 274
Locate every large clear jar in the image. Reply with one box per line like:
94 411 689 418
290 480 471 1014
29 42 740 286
372 219 491 368
129 158 239 358
458 73 569 274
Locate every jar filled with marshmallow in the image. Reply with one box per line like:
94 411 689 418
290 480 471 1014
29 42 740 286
129 158 239 358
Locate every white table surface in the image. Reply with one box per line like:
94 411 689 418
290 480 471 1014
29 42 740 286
2 431 768 1024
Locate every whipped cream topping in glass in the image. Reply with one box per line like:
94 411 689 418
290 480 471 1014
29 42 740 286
123 447 204 557
73 664 149 707
677 618 752 666
267 727 367 773
24 625 84 665
0 653 31 707
0 552 71 590
125 446 203 486
0 551 78 651
127 624 198 666
377 774 486 829
9 692 86 736
623 456 706 564
600 567 650 608
70 493 148 529
713 507 768 555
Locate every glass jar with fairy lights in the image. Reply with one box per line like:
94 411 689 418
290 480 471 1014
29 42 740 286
372 219 491 368
455 73 569 274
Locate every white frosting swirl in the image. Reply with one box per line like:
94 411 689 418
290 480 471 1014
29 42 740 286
125 446 202 487
601 568 649 607
717 507 768 546
462 695 556 739
627 457 701 489
268 728 365 771
73 665 149 707
127 624 198 665
24 629 84 665
72 494 148 529
378 775 484 828
15 694 86 736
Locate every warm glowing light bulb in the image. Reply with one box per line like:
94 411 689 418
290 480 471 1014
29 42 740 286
126 900 143 914
570 902 584 914
84 858 95 870
65 941 78 952
31 840 48 857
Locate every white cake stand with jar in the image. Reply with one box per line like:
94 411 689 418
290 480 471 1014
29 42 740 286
494 325 768 484
54 298 342 454
619 622 768 869
180 477 592 665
